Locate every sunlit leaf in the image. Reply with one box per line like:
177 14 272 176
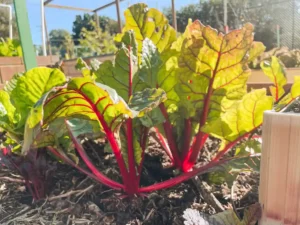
248 41 266 62
174 21 255 120
261 56 287 101
201 89 273 142
115 3 176 55
10 67 66 126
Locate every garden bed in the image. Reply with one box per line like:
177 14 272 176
0 134 258 225
0 56 59 89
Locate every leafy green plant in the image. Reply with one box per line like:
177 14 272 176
20 3 300 197
0 38 22 56
20 4 269 197
113 3 270 172
0 67 66 199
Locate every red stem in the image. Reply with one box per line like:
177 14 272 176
159 103 182 168
181 119 192 160
77 89 130 189
64 125 125 190
125 44 139 194
138 157 232 192
47 146 102 183
152 127 174 163
126 119 138 193
137 127 149 184
184 50 223 170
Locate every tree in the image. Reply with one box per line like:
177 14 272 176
0 0 19 39
78 21 116 57
72 14 119 45
49 29 74 59
164 0 278 50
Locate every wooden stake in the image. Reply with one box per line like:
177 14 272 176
260 111 300 225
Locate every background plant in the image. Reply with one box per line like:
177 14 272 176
0 67 66 199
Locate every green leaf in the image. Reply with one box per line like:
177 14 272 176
129 88 166 127
275 76 300 111
95 33 164 126
23 77 137 154
10 67 66 127
115 3 176 55
75 58 96 79
174 21 255 120
0 90 22 141
95 31 139 102
129 88 166 116
138 38 161 88
31 77 137 130
208 138 262 186
261 56 287 101
201 89 273 142
248 41 266 62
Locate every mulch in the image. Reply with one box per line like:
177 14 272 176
0 134 259 225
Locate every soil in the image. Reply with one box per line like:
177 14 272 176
0 133 259 225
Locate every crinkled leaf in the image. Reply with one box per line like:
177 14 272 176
174 21 255 120
10 67 66 126
201 89 273 142
0 90 17 125
115 3 176 55
248 41 266 62
129 88 166 127
95 31 139 102
0 90 21 140
275 76 300 111
261 56 287 101
129 88 166 115
28 77 136 130
208 154 260 186
75 58 96 79
138 38 161 88
208 139 261 186
23 77 139 154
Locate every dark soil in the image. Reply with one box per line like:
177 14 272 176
0 134 259 225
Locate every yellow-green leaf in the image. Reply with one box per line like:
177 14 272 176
115 3 176 55
261 56 287 101
173 21 255 120
201 89 273 142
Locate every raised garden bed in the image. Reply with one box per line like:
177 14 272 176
0 56 59 89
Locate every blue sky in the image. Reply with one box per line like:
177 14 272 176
25 0 199 45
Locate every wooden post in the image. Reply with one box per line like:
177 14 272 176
171 0 177 32
259 111 300 225
115 0 122 33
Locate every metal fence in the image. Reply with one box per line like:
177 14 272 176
246 0 300 49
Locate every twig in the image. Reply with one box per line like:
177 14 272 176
48 184 94 201
0 176 26 183
231 180 241 220
192 176 225 212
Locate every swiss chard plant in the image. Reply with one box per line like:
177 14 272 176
0 67 66 199
21 3 300 196
83 3 272 172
